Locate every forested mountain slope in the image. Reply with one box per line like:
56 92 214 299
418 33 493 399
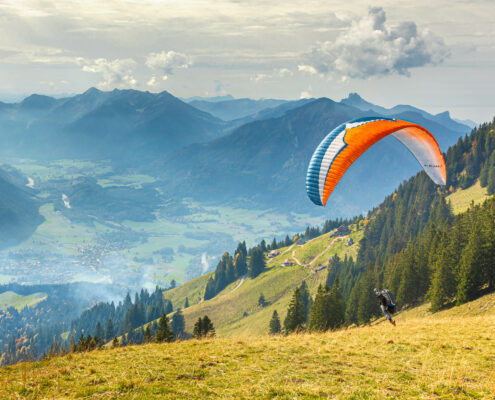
0 166 43 248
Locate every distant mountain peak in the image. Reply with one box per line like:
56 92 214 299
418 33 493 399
341 93 377 110
435 111 450 118
83 87 102 95
346 92 365 101
20 94 57 109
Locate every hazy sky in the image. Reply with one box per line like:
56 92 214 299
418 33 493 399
0 0 493 121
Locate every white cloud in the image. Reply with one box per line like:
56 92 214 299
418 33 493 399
147 75 157 87
303 7 450 79
299 86 313 99
277 68 293 77
298 64 318 75
145 50 191 75
251 73 270 82
79 57 137 88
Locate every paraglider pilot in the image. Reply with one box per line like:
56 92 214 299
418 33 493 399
374 288 396 326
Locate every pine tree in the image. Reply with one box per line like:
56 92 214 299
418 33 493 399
105 319 114 341
345 282 361 325
156 313 174 343
457 222 486 304
429 248 457 312
329 275 345 328
284 235 292 246
299 281 312 321
284 287 306 333
356 268 379 324
171 309 185 339
488 164 495 195
308 284 331 331
204 277 216 300
202 315 215 337
193 317 203 339
94 322 104 341
248 248 265 278
482 201 495 289
184 297 190 308
143 326 152 343
260 239 267 252
258 293 266 307
268 310 281 335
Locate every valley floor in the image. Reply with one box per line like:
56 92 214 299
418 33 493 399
1 299 495 399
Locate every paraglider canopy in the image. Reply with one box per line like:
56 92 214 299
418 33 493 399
306 117 446 206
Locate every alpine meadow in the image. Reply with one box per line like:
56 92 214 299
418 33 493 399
0 1 494 399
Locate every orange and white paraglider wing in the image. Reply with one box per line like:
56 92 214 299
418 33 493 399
306 117 446 206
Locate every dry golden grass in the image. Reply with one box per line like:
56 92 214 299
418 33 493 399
2 310 495 399
446 180 491 215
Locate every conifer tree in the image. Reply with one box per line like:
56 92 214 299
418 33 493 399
268 310 281 335
258 293 266 307
171 309 185 339
329 275 345 328
299 281 313 321
248 248 265 278
94 322 104 341
156 313 174 343
184 297 190 308
308 284 331 331
193 317 203 339
429 249 457 312
105 319 114 341
260 239 267 252
143 326 152 343
356 268 379 324
482 202 495 289
204 277 216 300
345 282 361 325
457 222 486 304
284 287 305 333
284 235 292 246
202 315 215 337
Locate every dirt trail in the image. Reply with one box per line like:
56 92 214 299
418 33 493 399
308 236 346 267
291 236 347 269
291 249 303 266
230 275 247 293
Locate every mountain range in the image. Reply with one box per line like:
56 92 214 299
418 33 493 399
154 94 471 215
0 88 229 163
0 89 471 216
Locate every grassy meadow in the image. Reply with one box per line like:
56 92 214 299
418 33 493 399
446 180 491 215
2 294 495 399
0 291 47 311
162 228 364 338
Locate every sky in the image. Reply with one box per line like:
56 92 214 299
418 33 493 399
0 0 493 122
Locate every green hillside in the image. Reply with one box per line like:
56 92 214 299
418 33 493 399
0 291 47 311
446 180 492 214
163 228 363 337
2 293 494 399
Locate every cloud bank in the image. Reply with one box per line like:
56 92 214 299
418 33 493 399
79 58 137 88
145 50 191 79
303 7 450 80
